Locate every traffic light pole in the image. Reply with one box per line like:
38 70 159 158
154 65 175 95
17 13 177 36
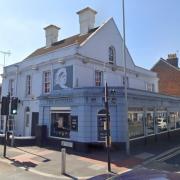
11 120 15 147
1 94 10 157
3 114 8 157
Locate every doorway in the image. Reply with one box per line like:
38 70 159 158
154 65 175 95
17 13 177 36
24 107 30 136
31 112 39 136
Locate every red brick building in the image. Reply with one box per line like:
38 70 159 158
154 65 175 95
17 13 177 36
151 54 180 96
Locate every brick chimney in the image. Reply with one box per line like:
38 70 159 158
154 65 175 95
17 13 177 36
167 53 178 68
77 7 97 35
44 25 60 47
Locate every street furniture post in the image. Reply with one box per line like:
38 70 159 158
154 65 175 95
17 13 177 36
3 114 8 157
1 94 10 157
61 148 66 174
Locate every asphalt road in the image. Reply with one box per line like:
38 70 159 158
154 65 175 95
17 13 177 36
0 161 58 180
112 168 180 180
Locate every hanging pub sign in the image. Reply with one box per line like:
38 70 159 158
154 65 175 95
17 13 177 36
71 116 78 131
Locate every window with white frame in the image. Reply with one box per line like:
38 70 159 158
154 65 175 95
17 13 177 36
95 70 103 86
109 46 116 65
146 83 154 92
25 107 30 127
26 75 32 96
8 115 14 131
8 79 14 96
43 71 51 94
122 76 129 87
0 116 5 132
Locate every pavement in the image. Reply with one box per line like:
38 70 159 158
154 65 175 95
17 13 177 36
0 138 180 179
0 145 133 179
0 160 58 180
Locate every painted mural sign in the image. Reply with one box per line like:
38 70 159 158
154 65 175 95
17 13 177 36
53 66 73 90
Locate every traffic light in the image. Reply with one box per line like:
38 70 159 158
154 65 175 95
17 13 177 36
11 97 18 115
1 96 10 115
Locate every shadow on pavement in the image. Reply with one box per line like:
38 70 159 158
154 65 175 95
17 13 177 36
5 157 37 171
15 147 50 162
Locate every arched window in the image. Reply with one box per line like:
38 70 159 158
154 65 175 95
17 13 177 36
109 46 116 64
25 107 30 128
25 107 30 112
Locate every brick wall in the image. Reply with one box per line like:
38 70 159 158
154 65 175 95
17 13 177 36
152 60 180 96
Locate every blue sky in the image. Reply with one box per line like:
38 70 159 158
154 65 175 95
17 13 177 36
0 0 180 81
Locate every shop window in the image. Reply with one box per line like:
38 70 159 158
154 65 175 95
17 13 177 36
175 112 180 129
51 113 70 138
146 111 154 135
128 108 144 139
169 112 177 130
156 111 168 133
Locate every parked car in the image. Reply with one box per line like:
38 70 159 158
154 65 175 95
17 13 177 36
157 118 167 130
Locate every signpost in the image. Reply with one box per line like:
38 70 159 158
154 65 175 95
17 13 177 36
61 141 73 148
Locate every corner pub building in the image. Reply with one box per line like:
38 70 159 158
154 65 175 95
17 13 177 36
1 7 180 151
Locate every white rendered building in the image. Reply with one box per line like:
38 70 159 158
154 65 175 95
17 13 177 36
1 7 171 150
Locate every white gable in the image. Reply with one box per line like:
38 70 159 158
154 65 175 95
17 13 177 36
78 18 135 70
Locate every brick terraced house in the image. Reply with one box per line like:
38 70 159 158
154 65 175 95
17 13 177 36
151 54 180 96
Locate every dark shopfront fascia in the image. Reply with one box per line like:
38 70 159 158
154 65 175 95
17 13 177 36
128 107 180 142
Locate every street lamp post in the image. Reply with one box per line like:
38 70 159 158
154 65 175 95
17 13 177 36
122 0 130 155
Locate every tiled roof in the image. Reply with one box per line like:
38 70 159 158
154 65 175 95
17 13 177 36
151 58 180 71
25 27 99 60
159 59 180 71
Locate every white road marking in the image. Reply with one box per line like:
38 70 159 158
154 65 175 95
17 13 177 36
135 152 154 159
